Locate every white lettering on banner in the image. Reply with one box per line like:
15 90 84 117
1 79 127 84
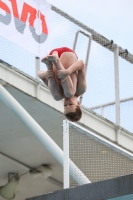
0 0 51 57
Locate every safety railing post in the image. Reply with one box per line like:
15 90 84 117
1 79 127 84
35 57 40 80
114 45 120 125
100 106 104 117
63 120 69 189
80 35 92 104
85 35 92 72
73 30 79 51
73 30 92 104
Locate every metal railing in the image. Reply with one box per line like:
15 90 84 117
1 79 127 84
50 5 132 127
72 30 92 103
89 97 133 117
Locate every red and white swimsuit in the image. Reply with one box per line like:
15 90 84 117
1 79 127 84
49 47 78 58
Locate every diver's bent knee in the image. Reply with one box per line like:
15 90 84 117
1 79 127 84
80 60 85 67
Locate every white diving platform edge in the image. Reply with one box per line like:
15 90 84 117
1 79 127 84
0 63 133 153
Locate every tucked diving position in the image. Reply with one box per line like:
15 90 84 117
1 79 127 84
37 47 87 122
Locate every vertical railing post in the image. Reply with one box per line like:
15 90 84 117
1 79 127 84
35 57 40 80
114 45 120 125
100 106 104 117
85 35 92 72
80 35 92 104
73 30 80 51
73 31 92 104
63 120 69 189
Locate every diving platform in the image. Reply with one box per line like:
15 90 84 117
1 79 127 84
0 62 133 200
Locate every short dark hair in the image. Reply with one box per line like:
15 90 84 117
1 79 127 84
64 106 82 122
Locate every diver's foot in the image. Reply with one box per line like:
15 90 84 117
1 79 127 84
47 55 59 64
41 57 53 70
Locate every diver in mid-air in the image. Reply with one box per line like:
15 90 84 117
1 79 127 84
38 47 87 122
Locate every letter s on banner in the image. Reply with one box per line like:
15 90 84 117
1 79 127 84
0 0 51 58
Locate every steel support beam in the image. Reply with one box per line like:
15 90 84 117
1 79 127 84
0 84 90 185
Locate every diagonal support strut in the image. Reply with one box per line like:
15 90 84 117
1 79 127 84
0 84 91 185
